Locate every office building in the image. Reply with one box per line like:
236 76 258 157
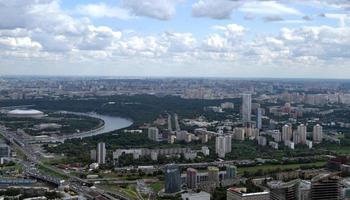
181 191 210 200
282 124 292 143
226 187 270 200
267 180 299 200
256 108 262 129
297 124 307 144
97 142 106 165
313 124 323 144
148 127 159 142
226 165 237 179
186 168 198 189
311 173 340 200
165 164 181 194
242 93 252 124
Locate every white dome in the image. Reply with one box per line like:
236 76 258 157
7 109 44 117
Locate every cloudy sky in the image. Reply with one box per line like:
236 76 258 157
0 0 350 78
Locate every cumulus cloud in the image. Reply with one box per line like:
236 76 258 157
76 3 131 20
192 0 241 19
121 0 182 20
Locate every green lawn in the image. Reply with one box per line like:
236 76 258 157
150 182 163 192
238 161 326 175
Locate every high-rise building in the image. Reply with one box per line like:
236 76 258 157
242 93 252 124
256 108 262 129
165 164 181 194
208 166 220 186
282 124 293 144
97 142 106 165
215 135 231 158
313 124 323 144
0 143 10 158
311 173 340 200
90 149 96 161
186 168 197 189
148 127 159 142
267 180 299 200
225 165 237 179
297 124 307 144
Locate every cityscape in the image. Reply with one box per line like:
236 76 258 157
2 0 350 200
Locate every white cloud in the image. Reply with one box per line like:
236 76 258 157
239 1 301 16
192 0 241 19
76 3 131 20
121 0 183 20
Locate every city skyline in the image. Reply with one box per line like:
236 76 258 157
1 0 350 78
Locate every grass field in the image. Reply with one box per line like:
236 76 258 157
238 161 326 175
149 181 163 192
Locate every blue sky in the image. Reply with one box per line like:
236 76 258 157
0 0 350 78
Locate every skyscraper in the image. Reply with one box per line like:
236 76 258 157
256 108 262 129
148 127 159 142
186 168 197 189
297 124 307 144
97 142 106 165
225 135 232 153
165 164 181 194
242 93 252 124
313 124 323 144
282 124 293 144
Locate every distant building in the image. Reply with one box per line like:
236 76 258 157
201 146 210 156
226 187 270 200
242 93 252 124
90 149 96 161
148 127 159 142
186 168 198 189
225 165 237 179
0 143 10 158
282 124 292 144
215 135 231 158
311 173 340 200
165 164 181 194
297 124 307 144
181 191 210 200
208 166 220 186
313 124 323 144
256 108 262 129
234 128 245 141
97 142 106 165
258 136 267 146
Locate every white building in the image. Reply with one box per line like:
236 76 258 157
282 124 292 144
215 135 232 158
313 124 323 144
148 127 159 142
181 191 210 200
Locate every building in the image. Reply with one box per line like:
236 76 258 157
181 191 210 200
311 173 340 200
282 124 292 144
201 146 210 156
90 149 96 161
0 143 10 158
234 128 245 141
225 165 237 179
242 93 252 124
186 168 198 189
257 136 267 146
148 127 159 142
215 135 231 158
297 124 307 144
267 180 299 200
7 109 44 118
208 166 220 186
226 187 270 200
97 142 106 165
165 164 181 194
313 124 323 144
256 108 262 129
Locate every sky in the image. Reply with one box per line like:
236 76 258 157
0 0 350 78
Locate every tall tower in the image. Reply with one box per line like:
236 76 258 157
256 108 262 129
97 142 106 165
282 124 292 144
215 136 226 158
186 168 197 189
242 93 252 125
165 164 181 194
297 124 307 144
313 124 323 144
